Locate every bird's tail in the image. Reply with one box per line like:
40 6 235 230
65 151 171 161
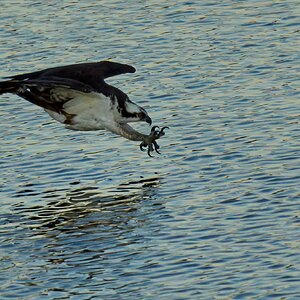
0 80 19 95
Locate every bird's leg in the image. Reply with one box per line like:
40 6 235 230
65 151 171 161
140 126 169 157
116 123 168 157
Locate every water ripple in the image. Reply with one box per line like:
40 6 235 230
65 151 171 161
1 0 300 298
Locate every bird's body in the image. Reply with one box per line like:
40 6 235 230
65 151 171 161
0 61 167 156
45 89 122 132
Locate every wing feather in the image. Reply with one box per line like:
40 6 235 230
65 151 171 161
9 61 135 91
1 61 135 112
21 77 95 93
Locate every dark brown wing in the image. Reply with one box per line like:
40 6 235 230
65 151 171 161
9 61 136 92
18 77 95 93
1 61 136 112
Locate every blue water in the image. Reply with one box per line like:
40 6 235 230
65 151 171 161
1 0 300 299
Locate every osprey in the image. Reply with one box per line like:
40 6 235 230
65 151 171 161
0 61 167 157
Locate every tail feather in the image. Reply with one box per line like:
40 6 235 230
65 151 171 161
0 80 19 95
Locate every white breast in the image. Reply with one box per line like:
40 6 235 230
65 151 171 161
45 89 118 131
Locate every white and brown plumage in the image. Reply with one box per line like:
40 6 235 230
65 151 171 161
0 61 167 156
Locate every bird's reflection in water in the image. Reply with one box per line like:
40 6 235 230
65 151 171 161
15 176 162 234
7 176 166 291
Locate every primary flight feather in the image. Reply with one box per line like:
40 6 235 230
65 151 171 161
0 61 167 156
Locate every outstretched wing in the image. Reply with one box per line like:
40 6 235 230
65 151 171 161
1 61 136 112
9 61 136 92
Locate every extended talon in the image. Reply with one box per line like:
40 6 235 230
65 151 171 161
147 143 154 157
152 126 169 140
153 141 161 154
151 126 160 133
147 149 154 157
158 126 169 138
140 141 147 152
140 126 169 157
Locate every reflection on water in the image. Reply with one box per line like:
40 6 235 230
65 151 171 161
1 0 300 298
19 176 161 231
1 177 167 298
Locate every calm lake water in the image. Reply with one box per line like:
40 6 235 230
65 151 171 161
1 0 300 299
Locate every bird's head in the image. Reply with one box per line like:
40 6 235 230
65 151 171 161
118 100 152 125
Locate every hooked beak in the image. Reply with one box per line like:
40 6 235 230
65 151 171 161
145 115 152 125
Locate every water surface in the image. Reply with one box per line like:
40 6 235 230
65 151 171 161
1 0 300 299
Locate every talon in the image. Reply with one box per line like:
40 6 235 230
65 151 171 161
140 142 147 152
160 126 169 136
151 126 160 133
147 144 155 157
147 149 154 157
153 141 161 154
140 125 168 157
155 126 169 138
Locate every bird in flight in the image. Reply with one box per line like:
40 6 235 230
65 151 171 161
0 61 167 157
